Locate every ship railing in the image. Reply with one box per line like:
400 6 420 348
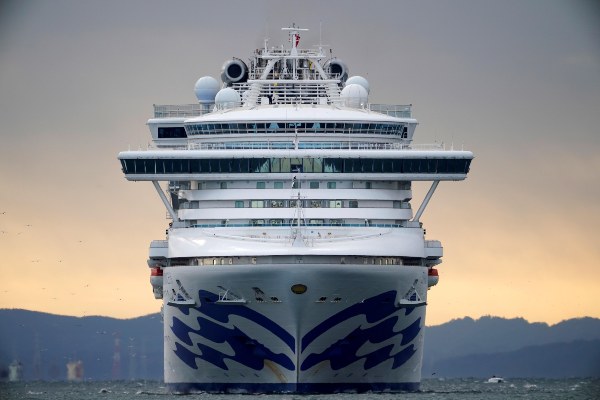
153 102 413 117
368 104 412 118
254 48 324 59
185 141 445 151
190 223 406 229
153 104 212 118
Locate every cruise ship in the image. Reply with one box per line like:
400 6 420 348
118 25 473 393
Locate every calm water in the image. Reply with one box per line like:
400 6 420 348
1 379 598 400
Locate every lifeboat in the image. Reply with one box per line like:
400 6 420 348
427 268 439 287
150 267 163 299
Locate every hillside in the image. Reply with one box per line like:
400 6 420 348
1 309 599 380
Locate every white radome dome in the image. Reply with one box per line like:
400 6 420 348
214 88 241 108
194 76 219 103
345 75 370 94
340 83 368 108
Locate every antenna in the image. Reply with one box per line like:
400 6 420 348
264 23 269 52
318 21 325 55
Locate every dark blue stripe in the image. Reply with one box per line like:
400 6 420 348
167 381 420 394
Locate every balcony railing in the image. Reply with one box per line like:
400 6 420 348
153 102 413 118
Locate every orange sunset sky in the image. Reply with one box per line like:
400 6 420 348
0 0 599 326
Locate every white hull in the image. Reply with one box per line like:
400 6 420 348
163 264 427 393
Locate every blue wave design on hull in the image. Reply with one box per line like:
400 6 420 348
171 315 294 370
301 315 421 371
170 289 421 373
302 290 415 350
170 290 295 371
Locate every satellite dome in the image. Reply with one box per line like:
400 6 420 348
345 76 370 94
214 88 241 109
194 76 219 103
340 84 368 108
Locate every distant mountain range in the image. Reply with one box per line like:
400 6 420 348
1 309 599 380
422 316 600 378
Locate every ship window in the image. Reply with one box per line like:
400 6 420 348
310 200 322 208
121 157 471 175
274 181 284 189
324 159 342 173
309 181 319 189
158 127 187 139
366 182 372 189
251 159 270 173
252 219 265 226
330 219 343 226
220 182 227 189
235 201 244 208
270 200 284 208
327 182 336 189
329 200 342 208
349 200 358 208
251 200 265 208
291 160 303 172
309 219 324 226
256 182 266 189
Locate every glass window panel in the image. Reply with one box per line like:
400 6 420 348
256 182 266 189
271 158 281 173
309 181 319 189
290 158 303 173
235 200 244 208
313 157 323 172
274 181 284 189
324 159 342 173
270 200 284 208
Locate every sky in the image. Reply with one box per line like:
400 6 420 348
0 0 599 326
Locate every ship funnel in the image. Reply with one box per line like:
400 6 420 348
324 58 348 82
221 58 248 85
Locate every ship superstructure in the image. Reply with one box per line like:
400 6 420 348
118 25 472 393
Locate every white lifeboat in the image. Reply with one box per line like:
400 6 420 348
427 268 439 287
150 267 163 299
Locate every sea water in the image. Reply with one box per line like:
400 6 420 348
1 378 598 400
